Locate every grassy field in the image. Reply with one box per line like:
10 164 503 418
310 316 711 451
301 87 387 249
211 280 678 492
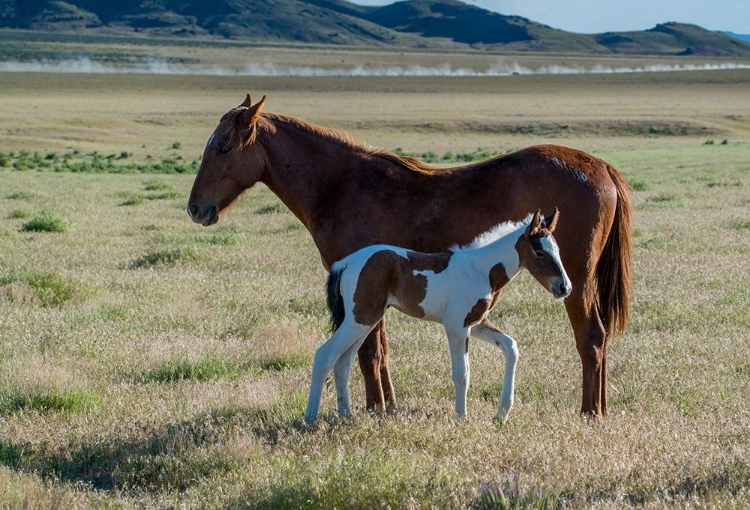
1 50 749 508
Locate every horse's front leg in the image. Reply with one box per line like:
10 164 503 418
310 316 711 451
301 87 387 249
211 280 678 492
445 325 471 419
471 320 519 423
357 318 396 410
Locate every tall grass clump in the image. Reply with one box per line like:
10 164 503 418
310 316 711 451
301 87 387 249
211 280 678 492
20 210 69 232
8 209 34 219
0 388 99 414
0 271 82 306
140 354 241 383
130 247 201 268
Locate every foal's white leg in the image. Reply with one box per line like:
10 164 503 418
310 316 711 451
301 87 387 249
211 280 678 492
333 325 376 416
445 325 471 419
471 320 519 423
305 321 371 424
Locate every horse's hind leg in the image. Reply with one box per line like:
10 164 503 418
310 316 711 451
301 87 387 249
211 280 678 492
333 325 377 416
357 319 396 410
306 321 372 423
565 286 609 417
378 319 396 407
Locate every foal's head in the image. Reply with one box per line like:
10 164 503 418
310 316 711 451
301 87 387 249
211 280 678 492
187 94 268 226
517 209 572 299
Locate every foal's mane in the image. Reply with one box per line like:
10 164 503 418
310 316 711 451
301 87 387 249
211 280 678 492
229 108 444 176
450 214 533 253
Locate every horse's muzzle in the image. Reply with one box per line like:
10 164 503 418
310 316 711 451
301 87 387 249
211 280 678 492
187 204 218 226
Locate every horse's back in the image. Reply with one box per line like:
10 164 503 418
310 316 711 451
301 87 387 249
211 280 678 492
411 145 619 257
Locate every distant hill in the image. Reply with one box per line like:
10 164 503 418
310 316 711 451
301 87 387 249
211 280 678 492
2 0 750 56
722 31 750 43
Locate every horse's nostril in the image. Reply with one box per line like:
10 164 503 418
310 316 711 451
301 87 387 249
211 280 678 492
188 204 199 218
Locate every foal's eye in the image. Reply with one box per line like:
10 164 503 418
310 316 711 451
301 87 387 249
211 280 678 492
535 250 546 258
219 146 231 155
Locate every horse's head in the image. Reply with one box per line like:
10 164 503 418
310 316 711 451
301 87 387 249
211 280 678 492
518 208 571 299
187 94 268 226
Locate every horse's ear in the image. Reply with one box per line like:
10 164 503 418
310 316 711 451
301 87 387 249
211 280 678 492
544 207 560 232
526 209 543 236
239 95 267 127
240 93 253 108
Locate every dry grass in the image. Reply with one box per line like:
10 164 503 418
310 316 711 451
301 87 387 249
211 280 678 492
0 54 749 508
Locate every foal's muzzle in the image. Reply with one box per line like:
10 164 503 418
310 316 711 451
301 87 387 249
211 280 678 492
555 280 572 299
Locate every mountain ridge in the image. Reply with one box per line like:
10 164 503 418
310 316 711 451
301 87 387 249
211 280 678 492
2 0 750 56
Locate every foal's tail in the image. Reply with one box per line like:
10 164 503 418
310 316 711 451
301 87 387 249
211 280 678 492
326 264 347 332
596 164 633 339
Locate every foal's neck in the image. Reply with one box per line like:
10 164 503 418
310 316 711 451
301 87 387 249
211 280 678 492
460 227 524 283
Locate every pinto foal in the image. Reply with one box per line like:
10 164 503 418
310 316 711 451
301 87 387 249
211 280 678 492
305 209 571 424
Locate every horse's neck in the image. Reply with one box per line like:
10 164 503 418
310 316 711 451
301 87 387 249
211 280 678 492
257 118 363 229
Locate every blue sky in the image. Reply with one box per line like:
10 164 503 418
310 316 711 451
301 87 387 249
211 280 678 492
351 1 750 34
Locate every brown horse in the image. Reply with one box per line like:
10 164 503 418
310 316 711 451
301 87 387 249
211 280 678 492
187 94 632 417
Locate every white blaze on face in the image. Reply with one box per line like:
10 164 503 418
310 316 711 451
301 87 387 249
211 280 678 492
541 236 571 290
206 132 216 149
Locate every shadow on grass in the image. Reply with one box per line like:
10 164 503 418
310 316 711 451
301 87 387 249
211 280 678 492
0 395 308 493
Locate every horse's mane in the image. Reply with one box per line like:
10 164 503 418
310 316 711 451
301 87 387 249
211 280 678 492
245 112 445 176
450 214 533 253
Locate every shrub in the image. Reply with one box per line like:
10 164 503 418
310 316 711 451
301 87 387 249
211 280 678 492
21 210 69 232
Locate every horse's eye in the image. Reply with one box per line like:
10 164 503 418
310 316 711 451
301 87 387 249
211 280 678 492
219 146 231 155
535 250 546 258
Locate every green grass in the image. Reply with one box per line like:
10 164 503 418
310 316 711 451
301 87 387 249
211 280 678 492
20 210 69 232
258 353 309 372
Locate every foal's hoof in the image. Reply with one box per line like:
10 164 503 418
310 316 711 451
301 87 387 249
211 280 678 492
493 414 509 426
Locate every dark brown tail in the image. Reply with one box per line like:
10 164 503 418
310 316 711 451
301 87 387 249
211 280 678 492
596 164 633 338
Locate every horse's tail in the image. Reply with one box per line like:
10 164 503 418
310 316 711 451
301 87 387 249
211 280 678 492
326 263 347 333
596 164 633 339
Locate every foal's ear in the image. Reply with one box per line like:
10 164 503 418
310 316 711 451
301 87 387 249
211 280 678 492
526 209 543 236
239 95 267 126
239 93 253 108
544 207 560 232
